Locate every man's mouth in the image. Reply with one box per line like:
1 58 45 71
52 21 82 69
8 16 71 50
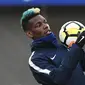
45 30 52 35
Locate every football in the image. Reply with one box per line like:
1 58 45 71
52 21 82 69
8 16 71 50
59 21 85 47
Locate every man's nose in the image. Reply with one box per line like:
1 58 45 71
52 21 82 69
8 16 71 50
43 24 49 30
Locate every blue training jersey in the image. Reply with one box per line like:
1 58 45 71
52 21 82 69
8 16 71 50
28 33 85 85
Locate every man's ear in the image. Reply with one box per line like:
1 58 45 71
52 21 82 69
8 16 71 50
26 31 33 38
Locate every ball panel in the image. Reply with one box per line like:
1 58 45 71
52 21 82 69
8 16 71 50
74 21 85 28
59 31 66 43
66 23 80 30
66 37 77 46
80 28 85 33
66 28 79 35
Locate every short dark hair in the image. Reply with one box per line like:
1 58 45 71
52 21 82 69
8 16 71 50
20 8 40 32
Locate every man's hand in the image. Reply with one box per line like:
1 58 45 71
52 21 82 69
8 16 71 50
76 31 85 48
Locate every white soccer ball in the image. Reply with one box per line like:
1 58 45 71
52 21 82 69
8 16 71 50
59 21 85 47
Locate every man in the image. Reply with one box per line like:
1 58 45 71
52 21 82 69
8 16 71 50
20 7 85 85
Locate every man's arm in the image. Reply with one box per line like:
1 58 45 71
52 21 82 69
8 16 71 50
80 53 85 72
50 44 84 85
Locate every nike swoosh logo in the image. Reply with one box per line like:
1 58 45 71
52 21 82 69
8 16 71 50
50 54 56 60
78 36 85 43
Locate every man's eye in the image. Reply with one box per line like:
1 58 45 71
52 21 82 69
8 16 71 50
44 20 47 23
35 22 42 28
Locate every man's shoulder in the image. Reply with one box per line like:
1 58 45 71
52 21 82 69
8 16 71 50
30 48 57 59
30 50 46 59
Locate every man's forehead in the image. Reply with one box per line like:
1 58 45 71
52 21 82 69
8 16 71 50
29 14 45 23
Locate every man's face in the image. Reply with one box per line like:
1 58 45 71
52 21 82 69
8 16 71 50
27 14 51 39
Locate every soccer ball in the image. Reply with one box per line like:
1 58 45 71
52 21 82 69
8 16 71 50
59 21 85 47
